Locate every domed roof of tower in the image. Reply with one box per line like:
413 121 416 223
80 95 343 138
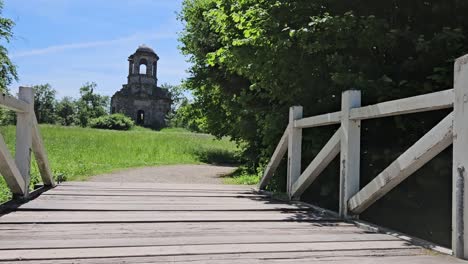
136 44 156 54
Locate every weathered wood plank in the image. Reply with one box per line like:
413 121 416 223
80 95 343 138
0 182 459 263
58 182 251 191
0 241 420 261
294 111 341 129
0 250 433 264
0 92 28 112
348 112 454 214
0 233 398 250
31 114 55 186
0 222 357 239
287 106 303 198
15 87 34 195
32 196 275 204
291 128 341 198
259 127 289 189
41 190 264 197
18 201 314 211
453 54 468 259
349 89 454 120
339 90 361 218
0 133 26 195
0 210 334 223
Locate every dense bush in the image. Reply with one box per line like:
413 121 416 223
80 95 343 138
89 114 134 131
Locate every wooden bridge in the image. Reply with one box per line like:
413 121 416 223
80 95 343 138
1 54 468 263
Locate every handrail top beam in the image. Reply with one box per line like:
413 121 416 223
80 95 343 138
349 89 453 121
0 93 29 113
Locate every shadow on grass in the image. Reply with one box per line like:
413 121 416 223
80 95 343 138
194 149 241 166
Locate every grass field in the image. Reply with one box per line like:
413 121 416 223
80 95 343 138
0 125 240 202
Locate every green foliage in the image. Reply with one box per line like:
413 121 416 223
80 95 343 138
0 125 238 202
0 0 17 92
223 167 260 185
33 84 57 124
169 99 207 132
56 96 76 126
89 114 134 131
76 82 109 127
179 0 468 178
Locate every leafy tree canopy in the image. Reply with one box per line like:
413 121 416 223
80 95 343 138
0 0 16 92
179 0 468 171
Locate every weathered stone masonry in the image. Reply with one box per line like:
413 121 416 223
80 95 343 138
111 45 172 129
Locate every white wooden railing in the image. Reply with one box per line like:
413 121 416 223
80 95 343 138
0 87 55 199
259 54 468 259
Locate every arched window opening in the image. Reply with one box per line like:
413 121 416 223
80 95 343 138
139 64 147 75
139 58 148 75
136 110 145 125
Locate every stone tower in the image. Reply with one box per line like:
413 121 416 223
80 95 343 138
111 45 172 129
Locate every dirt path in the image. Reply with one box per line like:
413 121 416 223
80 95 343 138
88 164 237 185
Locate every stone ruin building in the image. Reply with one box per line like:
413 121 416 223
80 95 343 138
111 45 172 129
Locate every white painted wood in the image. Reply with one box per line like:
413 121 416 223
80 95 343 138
291 128 341 198
453 54 468 259
294 111 341 129
15 87 34 195
0 92 28 112
0 133 26 195
258 127 289 189
339 90 361 218
348 112 454 214
31 114 55 186
287 106 303 199
349 89 454 120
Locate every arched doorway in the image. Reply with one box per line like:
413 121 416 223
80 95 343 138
136 110 145 125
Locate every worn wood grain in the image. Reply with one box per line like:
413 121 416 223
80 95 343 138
453 54 468 259
0 182 460 263
349 89 453 120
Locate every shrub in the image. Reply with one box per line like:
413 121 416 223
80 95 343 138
89 114 134 131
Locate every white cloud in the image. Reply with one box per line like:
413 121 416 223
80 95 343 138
10 32 177 58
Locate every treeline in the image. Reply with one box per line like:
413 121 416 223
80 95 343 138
0 82 133 129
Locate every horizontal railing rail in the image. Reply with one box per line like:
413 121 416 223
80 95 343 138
0 87 55 199
258 54 468 259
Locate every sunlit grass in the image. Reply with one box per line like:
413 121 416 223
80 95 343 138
0 125 238 202
223 167 260 185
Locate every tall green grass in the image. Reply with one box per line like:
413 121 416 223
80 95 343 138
0 125 238 202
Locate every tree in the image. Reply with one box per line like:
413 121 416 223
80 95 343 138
0 0 18 125
76 82 109 127
56 96 76 126
33 84 57 124
179 0 468 171
0 0 17 92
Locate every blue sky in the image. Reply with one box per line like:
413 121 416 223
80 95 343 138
3 0 190 99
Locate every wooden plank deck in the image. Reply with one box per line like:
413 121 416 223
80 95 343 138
0 182 464 263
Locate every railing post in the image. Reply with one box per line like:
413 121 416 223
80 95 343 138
15 86 34 198
453 55 468 259
339 90 361 218
287 106 303 199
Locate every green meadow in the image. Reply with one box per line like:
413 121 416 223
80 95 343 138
0 125 239 203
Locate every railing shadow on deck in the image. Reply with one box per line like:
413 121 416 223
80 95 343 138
250 189 452 256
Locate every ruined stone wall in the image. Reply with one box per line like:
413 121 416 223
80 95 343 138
111 94 171 129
